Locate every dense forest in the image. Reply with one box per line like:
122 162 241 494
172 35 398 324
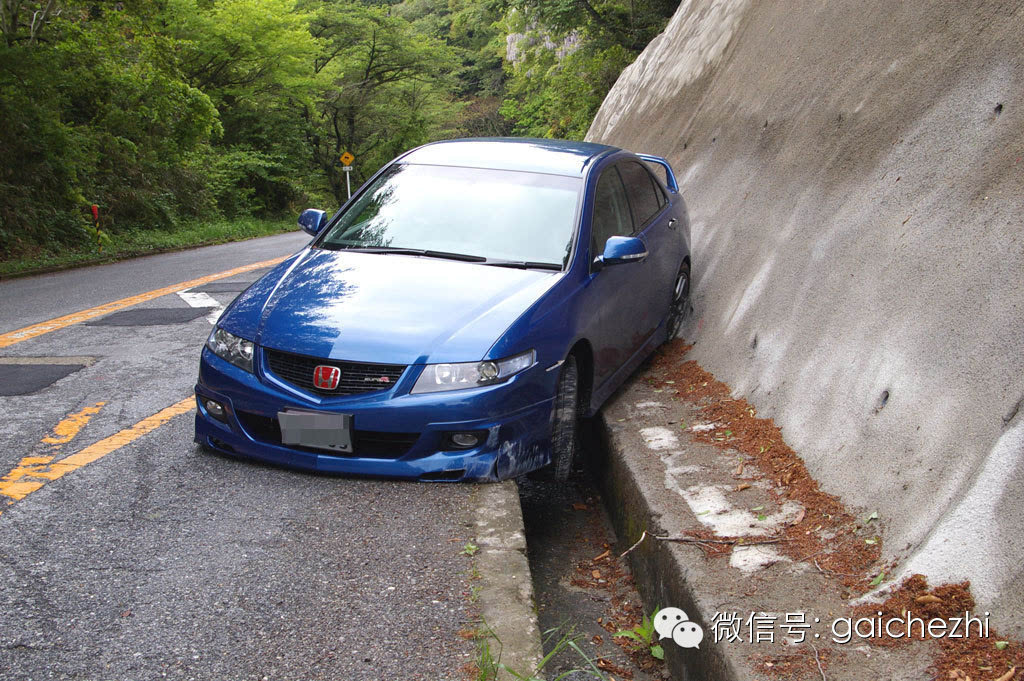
0 0 677 259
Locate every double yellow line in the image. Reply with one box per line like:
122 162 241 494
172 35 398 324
0 255 289 512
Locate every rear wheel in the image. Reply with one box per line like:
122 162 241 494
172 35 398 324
550 355 580 482
665 261 691 340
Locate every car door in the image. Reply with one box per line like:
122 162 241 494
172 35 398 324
617 160 677 332
584 164 660 387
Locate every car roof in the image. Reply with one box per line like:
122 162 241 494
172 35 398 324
400 137 620 177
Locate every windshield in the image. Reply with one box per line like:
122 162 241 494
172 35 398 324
317 163 582 267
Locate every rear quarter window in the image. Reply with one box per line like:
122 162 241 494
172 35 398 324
619 161 663 228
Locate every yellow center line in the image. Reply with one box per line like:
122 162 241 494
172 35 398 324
0 256 288 349
0 398 195 508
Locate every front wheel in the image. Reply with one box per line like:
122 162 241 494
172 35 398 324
665 261 690 340
550 355 580 482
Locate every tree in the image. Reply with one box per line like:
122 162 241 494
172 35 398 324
303 2 459 204
1 0 61 47
0 3 220 254
166 0 320 216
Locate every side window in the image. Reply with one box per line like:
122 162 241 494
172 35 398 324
619 161 663 228
590 168 633 261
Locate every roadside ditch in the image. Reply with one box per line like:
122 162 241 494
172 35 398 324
517 429 672 681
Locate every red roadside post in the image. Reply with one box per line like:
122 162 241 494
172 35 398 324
90 204 103 252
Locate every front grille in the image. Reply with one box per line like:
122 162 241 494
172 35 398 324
264 348 406 396
236 411 419 459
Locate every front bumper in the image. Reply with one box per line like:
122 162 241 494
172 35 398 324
194 348 556 481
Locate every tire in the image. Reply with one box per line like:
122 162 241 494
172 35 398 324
665 261 691 341
550 355 580 482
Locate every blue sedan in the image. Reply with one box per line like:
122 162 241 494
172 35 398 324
194 138 690 481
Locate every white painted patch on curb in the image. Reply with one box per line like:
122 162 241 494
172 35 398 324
730 545 788 573
682 484 805 539
640 426 680 450
635 401 669 409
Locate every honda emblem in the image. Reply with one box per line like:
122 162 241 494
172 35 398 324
313 365 341 390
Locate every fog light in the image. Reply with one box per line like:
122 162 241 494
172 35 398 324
441 430 490 451
451 432 480 448
204 399 226 422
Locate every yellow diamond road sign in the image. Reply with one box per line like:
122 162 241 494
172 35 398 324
339 151 354 166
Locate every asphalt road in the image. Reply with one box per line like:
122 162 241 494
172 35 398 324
0 233 478 680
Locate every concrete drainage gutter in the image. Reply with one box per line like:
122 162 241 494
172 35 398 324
473 480 545 680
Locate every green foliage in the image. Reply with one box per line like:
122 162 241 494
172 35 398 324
614 608 665 661
0 217 293 279
0 3 218 255
302 1 461 202
473 622 607 681
501 40 631 139
0 0 669 262
498 0 675 140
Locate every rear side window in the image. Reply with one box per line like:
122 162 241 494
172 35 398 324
619 161 663 228
591 168 633 259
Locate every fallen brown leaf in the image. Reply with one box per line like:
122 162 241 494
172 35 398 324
735 483 751 492
993 667 1016 681
595 657 631 677
593 549 611 562
790 508 806 525
915 594 943 604
592 569 602 579
572 502 588 511
733 462 745 477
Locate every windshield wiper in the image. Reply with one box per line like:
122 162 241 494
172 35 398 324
333 246 487 262
483 260 563 271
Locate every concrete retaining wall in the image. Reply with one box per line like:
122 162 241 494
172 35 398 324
587 0 1024 634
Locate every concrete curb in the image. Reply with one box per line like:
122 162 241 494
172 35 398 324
473 480 545 680
588 375 939 681
591 402 739 681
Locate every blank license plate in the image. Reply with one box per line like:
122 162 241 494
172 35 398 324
278 410 353 453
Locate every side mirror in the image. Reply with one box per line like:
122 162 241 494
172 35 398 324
298 208 328 237
594 236 648 269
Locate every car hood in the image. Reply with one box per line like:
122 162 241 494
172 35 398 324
219 248 561 365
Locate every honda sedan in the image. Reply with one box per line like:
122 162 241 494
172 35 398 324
194 137 691 481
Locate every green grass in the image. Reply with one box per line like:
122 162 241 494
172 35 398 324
0 217 297 279
472 623 607 681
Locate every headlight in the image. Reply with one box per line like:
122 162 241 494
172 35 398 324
206 327 254 373
411 349 535 394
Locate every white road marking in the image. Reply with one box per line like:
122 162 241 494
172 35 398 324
177 290 223 325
